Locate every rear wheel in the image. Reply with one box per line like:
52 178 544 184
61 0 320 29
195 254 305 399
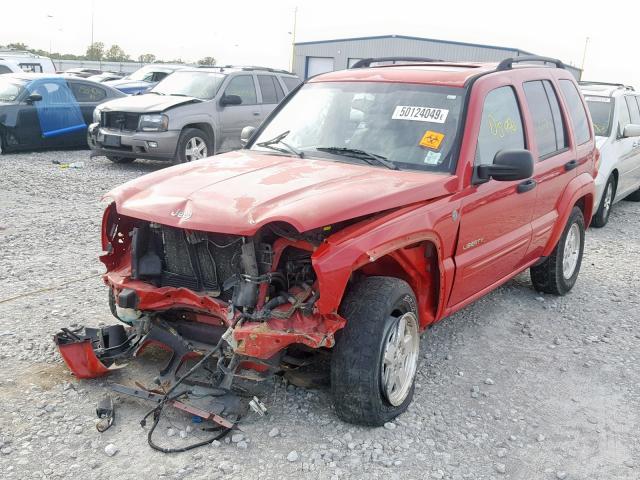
530 206 585 295
107 156 135 164
591 175 615 228
331 276 420 426
175 128 212 164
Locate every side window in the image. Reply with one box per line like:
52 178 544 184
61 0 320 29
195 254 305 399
475 86 525 166
257 75 278 104
224 75 257 105
68 82 107 102
0 65 12 74
282 76 301 93
273 77 285 101
523 80 567 158
625 96 640 124
152 72 169 82
559 80 591 145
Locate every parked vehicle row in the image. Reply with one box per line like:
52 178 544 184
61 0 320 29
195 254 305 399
580 82 640 226
88 66 302 163
74 56 602 427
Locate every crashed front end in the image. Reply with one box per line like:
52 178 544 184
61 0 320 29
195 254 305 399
57 201 346 383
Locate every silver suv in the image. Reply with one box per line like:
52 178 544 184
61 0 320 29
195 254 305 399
88 66 300 164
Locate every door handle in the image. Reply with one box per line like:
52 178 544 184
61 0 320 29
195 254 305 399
252 112 260 116
517 178 537 193
564 159 578 171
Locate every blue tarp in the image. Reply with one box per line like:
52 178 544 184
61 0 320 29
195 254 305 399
26 78 86 138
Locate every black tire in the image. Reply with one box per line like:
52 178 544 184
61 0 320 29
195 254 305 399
530 206 585 295
107 156 135 164
174 128 212 164
331 276 420 426
625 188 640 202
591 175 615 228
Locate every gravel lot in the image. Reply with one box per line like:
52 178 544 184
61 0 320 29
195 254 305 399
1 149 639 480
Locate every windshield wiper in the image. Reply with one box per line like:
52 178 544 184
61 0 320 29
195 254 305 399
315 147 398 170
146 91 165 95
256 130 304 158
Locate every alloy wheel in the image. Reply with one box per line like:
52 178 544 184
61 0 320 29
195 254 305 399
185 136 208 162
562 223 581 279
381 312 419 406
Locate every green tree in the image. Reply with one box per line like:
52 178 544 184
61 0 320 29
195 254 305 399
86 42 105 61
138 53 156 64
197 56 216 66
6 42 29 51
104 44 129 62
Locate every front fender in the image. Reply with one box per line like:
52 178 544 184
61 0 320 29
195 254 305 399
542 172 595 257
312 198 460 319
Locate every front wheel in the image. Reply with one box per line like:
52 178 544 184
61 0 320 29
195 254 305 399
331 276 420 426
591 175 615 228
175 128 212 164
530 206 585 295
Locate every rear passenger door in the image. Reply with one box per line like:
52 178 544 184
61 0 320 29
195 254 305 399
521 79 576 257
257 74 285 117
449 86 535 306
67 81 107 146
218 74 261 152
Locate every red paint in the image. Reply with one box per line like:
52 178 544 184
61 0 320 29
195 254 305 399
56 340 111 379
95 62 596 372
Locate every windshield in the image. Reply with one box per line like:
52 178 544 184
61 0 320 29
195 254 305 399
151 71 225 100
250 81 465 172
0 77 26 102
585 96 613 137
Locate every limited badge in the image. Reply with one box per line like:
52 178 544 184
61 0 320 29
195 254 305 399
419 131 445 150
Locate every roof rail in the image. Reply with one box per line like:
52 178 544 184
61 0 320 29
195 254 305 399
579 81 635 91
496 55 565 71
202 64 295 75
350 57 442 68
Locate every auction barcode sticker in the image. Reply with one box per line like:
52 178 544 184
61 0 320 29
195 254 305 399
392 106 449 123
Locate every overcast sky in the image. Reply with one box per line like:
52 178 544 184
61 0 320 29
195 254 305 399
2 0 638 88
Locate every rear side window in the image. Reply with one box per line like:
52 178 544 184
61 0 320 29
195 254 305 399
224 75 257 105
523 80 568 158
68 82 107 102
559 80 591 145
282 76 301 92
257 75 284 104
475 86 525 166
625 96 640 124
0 65 12 74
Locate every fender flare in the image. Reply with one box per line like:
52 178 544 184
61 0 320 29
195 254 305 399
542 172 595 257
312 212 447 317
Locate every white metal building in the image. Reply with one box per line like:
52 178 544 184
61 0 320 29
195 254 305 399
293 34 582 80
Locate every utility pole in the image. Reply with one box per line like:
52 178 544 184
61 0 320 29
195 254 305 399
91 0 95 46
47 14 54 56
580 36 590 72
289 6 298 72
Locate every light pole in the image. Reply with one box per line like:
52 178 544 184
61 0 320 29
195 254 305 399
580 36 590 73
289 6 297 72
46 14 54 56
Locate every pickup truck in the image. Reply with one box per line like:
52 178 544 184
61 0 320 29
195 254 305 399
59 56 597 428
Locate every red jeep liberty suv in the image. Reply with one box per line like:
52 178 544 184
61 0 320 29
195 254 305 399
67 56 597 428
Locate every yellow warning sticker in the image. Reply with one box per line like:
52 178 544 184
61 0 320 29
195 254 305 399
419 131 445 150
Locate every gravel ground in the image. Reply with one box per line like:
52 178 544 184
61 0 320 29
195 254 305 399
0 149 639 480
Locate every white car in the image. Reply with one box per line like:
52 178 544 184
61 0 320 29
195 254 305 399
580 82 640 227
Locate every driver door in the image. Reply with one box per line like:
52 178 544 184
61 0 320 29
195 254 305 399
218 74 262 152
448 85 535 307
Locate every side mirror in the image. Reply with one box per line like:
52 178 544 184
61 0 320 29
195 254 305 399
240 126 256 146
220 94 242 107
25 93 43 104
623 124 640 138
476 149 534 182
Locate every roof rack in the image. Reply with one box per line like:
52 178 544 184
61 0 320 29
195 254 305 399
497 55 565 71
199 64 294 75
578 81 635 91
350 57 442 68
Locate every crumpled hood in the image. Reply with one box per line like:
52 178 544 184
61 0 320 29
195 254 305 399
105 150 457 235
98 93 197 113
